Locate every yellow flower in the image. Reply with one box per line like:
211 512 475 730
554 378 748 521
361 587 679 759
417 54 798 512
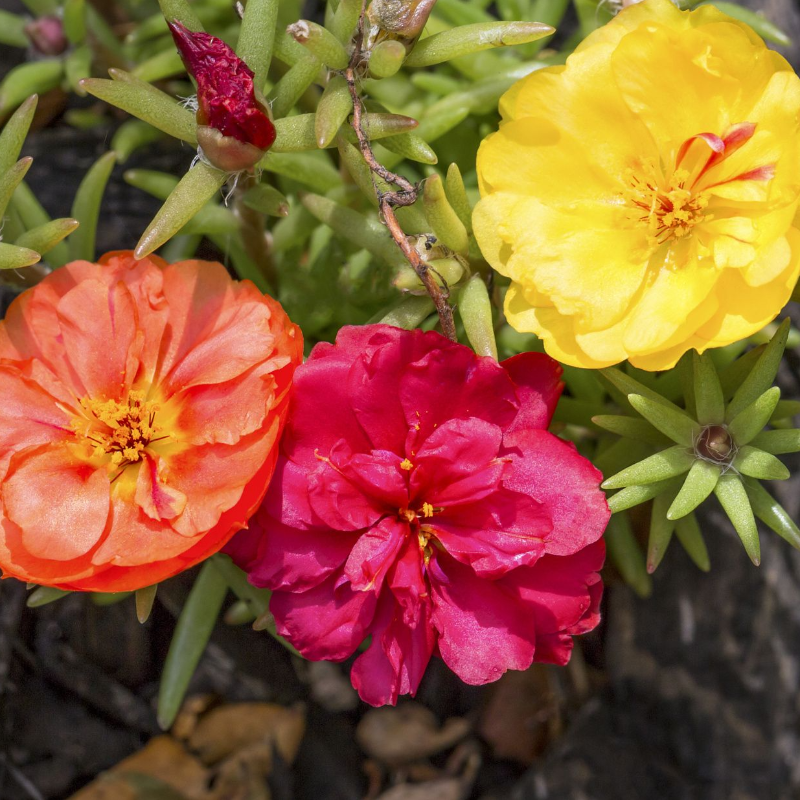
474 0 800 370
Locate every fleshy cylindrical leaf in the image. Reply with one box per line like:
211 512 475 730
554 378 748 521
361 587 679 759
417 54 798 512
734 445 790 481
69 151 116 262
666 458 720 520
602 445 695 490
315 76 353 148
15 218 79 254
692 350 725 425
606 478 677 514
459 274 497 360
369 40 407 78
745 479 800 551
242 183 289 217
728 386 782 446
647 489 677 573
0 61 62 116
287 20 350 70
674 513 710 572
423 173 469 254
592 414 671 447
0 94 38 178
714 474 760 565
0 242 41 270
379 296 435 329
750 429 800 455
135 584 158 624
628 394 699 447
237 0 278 87
605 513 651 598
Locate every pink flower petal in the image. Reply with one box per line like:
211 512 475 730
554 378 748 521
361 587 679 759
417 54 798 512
501 351 563 440
351 591 436 706
271 574 378 661
2 444 110 561
432 487 550 578
502 429 610 556
430 551 535 685
388 535 429 627
343 517 406 592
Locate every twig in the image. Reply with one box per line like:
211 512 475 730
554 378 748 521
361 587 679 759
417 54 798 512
345 11 457 341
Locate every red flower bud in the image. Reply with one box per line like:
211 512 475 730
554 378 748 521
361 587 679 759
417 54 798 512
25 15 68 57
168 21 276 155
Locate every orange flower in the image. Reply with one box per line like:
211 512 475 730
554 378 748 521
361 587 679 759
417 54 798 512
0 251 302 592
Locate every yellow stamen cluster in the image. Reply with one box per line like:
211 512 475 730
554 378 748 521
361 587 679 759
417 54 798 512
623 163 710 247
74 391 161 466
400 458 414 470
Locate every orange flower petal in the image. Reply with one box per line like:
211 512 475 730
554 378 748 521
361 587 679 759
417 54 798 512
135 453 187 521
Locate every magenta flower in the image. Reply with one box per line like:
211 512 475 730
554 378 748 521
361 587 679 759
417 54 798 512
227 326 609 706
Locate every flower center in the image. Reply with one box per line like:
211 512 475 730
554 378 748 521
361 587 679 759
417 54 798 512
72 390 163 467
624 165 709 246
695 424 737 465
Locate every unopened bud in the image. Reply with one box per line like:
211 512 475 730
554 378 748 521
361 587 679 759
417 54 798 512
25 15 68 56
168 21 276 169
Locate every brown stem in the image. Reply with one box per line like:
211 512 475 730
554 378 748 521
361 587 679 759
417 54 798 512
234 173 279 291
344 12 457 342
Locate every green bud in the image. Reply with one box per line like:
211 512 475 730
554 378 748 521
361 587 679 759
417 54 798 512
628 394 699 447
674 513 710 572
81 73 198 145
316 76 353 148
423 173 469 254
287 20 350 70
602 445 695 490
369 40 407 78
727 386 781 445
666 459 720 520
733 445 790 481
0 61 62 117
459 274 498 360
135 162 227 259
714 473 760 565
15 218 80 254
0 242 41 270
237 0 279 87
404 21 554 67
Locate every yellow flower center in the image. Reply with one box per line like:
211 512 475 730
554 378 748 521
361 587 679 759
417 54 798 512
624 165 710 246
72 390 164 468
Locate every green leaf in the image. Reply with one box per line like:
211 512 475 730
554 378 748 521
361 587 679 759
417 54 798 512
26 586 70 607
628 394 699 447
592 415 671 447
301 192 405 267
404 21 554 67
605 513 652 598
692 350 724 425
444 163 472 233
315 76 353 149
331 0 361 43
600 366 675 408
380 132 439 165
0 10 27 48
157 559 227 730
132 48 185 83
268 54 322 120
0 94 38 178
111 119 163 163
674 513 710 572
69 151 116 262
135 584 158 624
135 162 227 259
0 61 62 117
15 218 80 254
602 445 695 490
63 0 87 44
0 242 40 270
771 399 800 423
369 40 407 79
236 0 278 88
606 478 678 514
647 489 677 573
0 157 33 221
745 479 800 551
288 20 350 70
260 151 340 193
65 44 92 94
378 296 435 329
157 0 203 31
666 459 720 520
423 174 469 254
242 183 289 217
81 73 198 145
726 318 789 421
459 275 497 360
718 344 764 400
91 591 133 606
714 474 760 565
728 386 781 446
734 445 790 481
749 429 800 455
